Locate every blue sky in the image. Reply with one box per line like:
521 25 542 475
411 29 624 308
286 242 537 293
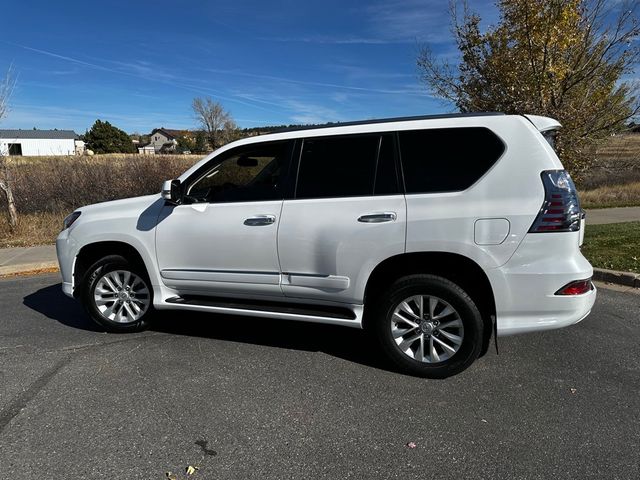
0 0 502 133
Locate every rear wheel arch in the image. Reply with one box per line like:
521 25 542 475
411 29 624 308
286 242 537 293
363 252 496 355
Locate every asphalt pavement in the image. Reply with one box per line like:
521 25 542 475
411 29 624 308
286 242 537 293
0 274 639 479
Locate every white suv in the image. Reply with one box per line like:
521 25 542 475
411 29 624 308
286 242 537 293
56 113 596 378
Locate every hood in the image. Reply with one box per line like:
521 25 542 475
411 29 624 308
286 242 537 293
77 193 161 216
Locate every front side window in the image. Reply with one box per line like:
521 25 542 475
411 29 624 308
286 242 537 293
186 141 290 203
296 134 381 199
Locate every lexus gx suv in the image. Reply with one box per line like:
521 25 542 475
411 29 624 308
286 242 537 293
56 113 596 378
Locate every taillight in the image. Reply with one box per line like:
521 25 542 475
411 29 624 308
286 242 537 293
529 170 582 233
555 279 593 295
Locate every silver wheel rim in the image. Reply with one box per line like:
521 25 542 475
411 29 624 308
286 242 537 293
93 270 150 323
390 295 464 363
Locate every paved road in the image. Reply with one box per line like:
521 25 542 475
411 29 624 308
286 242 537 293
586 206 640 225
1 274 639 479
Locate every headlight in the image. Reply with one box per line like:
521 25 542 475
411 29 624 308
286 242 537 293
62 211 81 231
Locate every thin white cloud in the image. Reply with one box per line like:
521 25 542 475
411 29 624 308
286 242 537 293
7 103 194 132
7 42 290 114
204 67 430 96
363 0 497 43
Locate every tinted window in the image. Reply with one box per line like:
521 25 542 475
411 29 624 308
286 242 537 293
399 127 504 193
296 135 380 199
186 141 290 203
374 134 399 196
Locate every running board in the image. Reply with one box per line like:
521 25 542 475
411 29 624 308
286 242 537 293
162 295 364 329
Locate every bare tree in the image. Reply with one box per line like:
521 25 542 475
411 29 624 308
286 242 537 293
0 65 18 231
192 97 237 150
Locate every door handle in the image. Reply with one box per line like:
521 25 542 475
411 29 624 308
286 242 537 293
244 214 276 226
357 212 397 223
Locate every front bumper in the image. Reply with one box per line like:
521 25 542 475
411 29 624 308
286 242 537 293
56 228 78 298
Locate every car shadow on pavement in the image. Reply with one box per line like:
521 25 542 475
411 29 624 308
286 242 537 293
23 283 103 332
151 310 388 370
23 283 390 372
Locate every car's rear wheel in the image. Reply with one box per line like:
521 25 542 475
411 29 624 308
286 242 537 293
371 274 483 378
82 255 153 332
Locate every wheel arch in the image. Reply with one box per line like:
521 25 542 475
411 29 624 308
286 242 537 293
364 252 496 356
73 241 150 298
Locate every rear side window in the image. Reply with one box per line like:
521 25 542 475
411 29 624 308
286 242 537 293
296 134 381 199
399 127 504 193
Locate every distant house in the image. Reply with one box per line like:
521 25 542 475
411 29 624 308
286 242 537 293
147 128 184 153
0 129 79 156
138 145 155 155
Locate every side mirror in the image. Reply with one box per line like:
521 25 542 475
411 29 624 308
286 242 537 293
237 155 259 167
161 179 182 204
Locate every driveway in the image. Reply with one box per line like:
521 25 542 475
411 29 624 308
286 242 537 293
1 274 639 479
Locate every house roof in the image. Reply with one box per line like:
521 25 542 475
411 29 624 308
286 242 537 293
0 129 79 140
150 128 185 139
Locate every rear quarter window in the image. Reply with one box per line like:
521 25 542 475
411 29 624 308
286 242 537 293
399 127 505 193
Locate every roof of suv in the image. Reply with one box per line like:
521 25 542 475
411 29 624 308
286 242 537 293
269 112 505 134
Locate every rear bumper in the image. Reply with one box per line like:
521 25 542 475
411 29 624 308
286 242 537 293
487 232 596 336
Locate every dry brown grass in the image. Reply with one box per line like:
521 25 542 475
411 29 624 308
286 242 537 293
582 134 640 189
579 181 640 209
595 134 640 161
6 153 202 165
1 154 200 214
0 212 64 247
0 154 203 246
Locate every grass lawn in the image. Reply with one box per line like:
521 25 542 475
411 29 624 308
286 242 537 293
582 221 640 273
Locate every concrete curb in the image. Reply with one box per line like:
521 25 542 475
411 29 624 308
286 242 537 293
0 261 59 277
593 268 640 289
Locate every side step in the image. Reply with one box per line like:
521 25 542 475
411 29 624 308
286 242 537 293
163 295 363 328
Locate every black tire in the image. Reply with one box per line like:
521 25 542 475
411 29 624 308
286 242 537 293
81 255 153 332
370 274 483 378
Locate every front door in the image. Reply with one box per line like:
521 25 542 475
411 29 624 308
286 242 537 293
155 140 293 298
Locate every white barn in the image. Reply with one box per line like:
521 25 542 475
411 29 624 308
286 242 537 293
0 129 79 156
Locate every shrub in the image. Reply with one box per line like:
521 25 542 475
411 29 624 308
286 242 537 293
0 154 199 215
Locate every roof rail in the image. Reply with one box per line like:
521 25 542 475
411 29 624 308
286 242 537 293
268 112 505 134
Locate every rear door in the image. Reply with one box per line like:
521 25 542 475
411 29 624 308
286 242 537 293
277 133 406 305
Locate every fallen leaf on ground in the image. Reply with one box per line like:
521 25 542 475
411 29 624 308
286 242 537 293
481 419 488 423
570 388 577 394
166 473 178 480
186 465 199 475
406 442 417 449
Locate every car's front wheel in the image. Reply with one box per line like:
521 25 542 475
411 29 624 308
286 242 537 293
81 255 153 332
371 274 484 378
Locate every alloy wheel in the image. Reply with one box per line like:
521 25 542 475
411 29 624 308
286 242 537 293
93 270 150 323
390 295 464 363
